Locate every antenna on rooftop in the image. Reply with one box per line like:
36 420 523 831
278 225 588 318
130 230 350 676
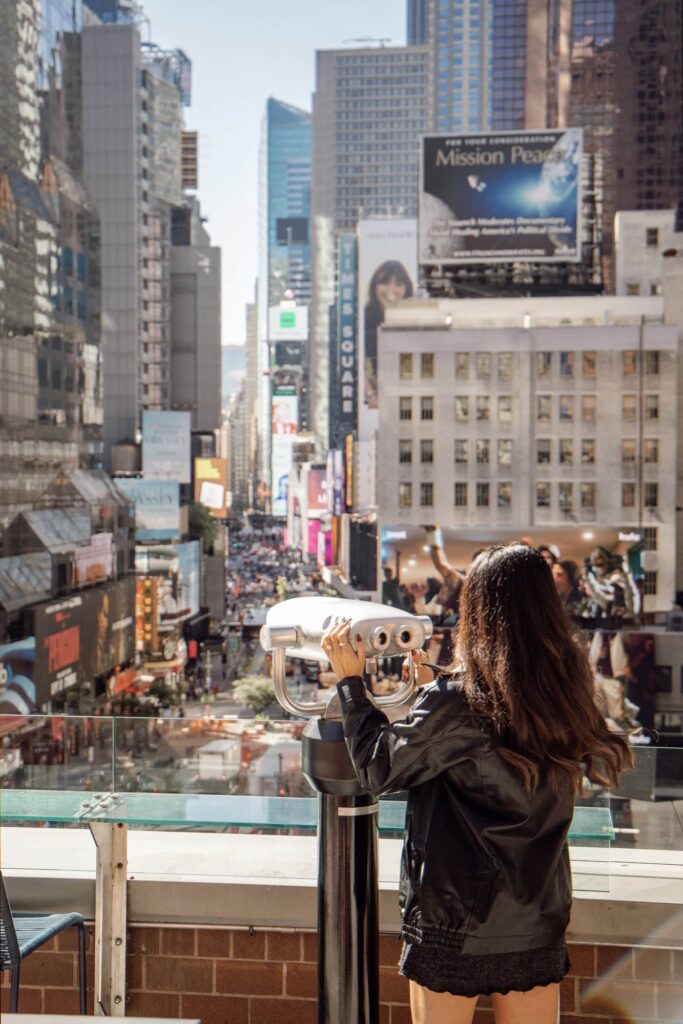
342 37 392 47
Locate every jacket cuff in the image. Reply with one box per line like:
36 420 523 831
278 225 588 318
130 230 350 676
336 676 368 705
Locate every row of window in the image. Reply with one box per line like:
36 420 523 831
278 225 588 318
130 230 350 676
396 479 661 512
397 393 661 424
398 350 662 381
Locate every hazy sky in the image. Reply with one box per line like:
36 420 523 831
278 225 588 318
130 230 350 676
141 0 406 346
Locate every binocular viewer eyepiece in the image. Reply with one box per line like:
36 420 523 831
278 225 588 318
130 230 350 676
259 597 434 719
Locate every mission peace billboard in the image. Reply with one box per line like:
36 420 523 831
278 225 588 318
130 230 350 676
420 128 583 265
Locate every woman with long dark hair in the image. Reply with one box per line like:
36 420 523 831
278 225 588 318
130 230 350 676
364 259 413 407
322 544 631 1024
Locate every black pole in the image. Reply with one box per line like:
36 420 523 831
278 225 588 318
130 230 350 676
302 716 380 1024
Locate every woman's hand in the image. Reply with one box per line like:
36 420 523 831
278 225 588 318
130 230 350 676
321 621 366 680
401 648 435 686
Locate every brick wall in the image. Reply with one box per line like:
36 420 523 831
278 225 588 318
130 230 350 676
2 925 682 1023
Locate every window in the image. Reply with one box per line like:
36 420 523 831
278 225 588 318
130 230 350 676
582 351 597 377
497 352 513 379
454 396 469 421
582 439 595 464
537 439 551 464
626 283 640 296
644 439 659 464
399 397 412 420
420 439 434 464
644 482 658 508
645 395 659 420
623 351 637 376
476 396 490 421
536 482 551 508
581 395 596 424
421 353 434 379
421 396 434 421
420 482 434 507
497 482 512 508
454 482 468 507
643 571 658 595
559 395 574 422
559 439 573 465
476 352 491 378
643 527 657 551
559 483 573 510
454 439 468 464
644 351 659 375
455 352 469 379
498 396 512 423
398 482 412 508
476 482 489 507
476 439 490 465
399 439 412 464
581 483 596 509
621 439 636 464
498 439 512 466
399 353 413 379
560 351 574 377
622 483 636 508
622 395 637 422
646 227 659 247
537 396 551 422
536 352 552 377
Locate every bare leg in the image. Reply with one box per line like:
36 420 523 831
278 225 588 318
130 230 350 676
409 980 478 1024
492 982 560 1024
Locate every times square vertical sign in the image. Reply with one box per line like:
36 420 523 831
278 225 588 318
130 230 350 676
337 234 357 436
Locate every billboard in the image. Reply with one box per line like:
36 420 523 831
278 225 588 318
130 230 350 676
271 390 298 517
82 579 135 683
116 479 180 541
0 638 37 714
358 219 417 440
268 304 309 341
34 595 83 703
142 410 191 483
194 458 228 518
336 233 358 436
307 468 328 515
134 541 201 632
73 532 113 587
420 129 583 265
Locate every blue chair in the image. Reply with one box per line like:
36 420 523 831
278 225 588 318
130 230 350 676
0 871 87 1013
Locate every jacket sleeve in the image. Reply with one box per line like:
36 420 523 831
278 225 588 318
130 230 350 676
336 676 479 795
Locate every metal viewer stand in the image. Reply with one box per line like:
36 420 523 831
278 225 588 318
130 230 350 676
260 598 432 1024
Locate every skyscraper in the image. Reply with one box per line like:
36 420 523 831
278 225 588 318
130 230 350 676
407 0 428 44
0 0 102 526
309 44 429 449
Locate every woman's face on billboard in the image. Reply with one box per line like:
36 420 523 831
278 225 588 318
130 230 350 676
375 274 407 308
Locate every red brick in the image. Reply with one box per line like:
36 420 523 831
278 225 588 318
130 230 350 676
379 1003 390 1024
379 933 403 967
161 927 196 956
633 946 673 981
390 1005 413 1024
233 928 266 959
561 1017 612 1024
250 996 317 1024
197 927 231 958
658 983 683 1021
127 925 160 954
580 978 655 1018
126 990 180 1017
20 951 75 987
596 944 633 978
302 930 318 962
560 975 576 1012
145 954 213 993
473 1012 495 1024
567 943 596 977
267 930 301 961
181 992 249 1024
57 925 93 952
0 985 42 1013
675 951 683 981
285 961 317 998
379 966 410 1004
216 960 283 996
43 986 82 1014
127 952 143 990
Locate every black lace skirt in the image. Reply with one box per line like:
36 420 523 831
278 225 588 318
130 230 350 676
399 937 569 998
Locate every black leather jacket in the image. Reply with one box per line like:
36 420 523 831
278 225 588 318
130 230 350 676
337 675 573 955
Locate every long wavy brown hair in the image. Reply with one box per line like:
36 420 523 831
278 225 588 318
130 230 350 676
456 544 632 794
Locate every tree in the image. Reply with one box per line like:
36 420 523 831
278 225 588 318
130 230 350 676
188 501 219 553
234 675 277 717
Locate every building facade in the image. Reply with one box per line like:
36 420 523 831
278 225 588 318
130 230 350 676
377 295 678 612
0 0 102 527
310 44 429 451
